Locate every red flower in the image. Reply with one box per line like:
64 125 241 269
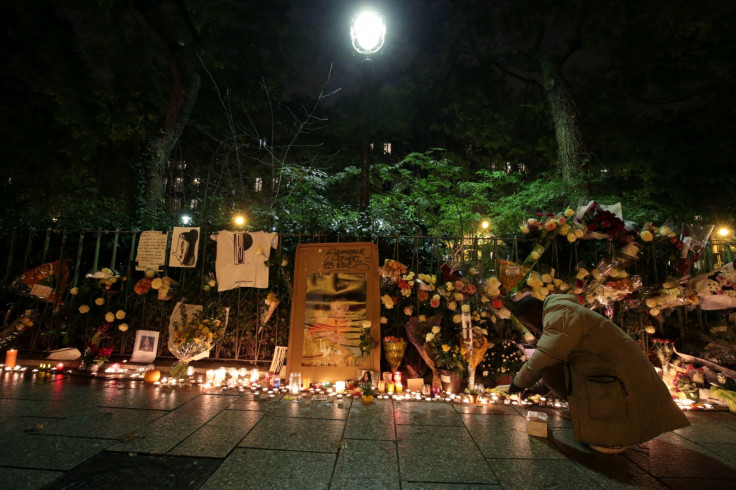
492 298 503 309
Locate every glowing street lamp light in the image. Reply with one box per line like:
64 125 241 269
481 220 490 230
351 9 386 56
233 215 246 227
718 227 730 237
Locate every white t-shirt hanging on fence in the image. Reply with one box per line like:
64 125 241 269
211 231 278 291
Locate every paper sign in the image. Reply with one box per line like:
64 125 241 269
136 231 169 272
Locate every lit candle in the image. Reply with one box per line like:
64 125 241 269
335 381 346 394
387 382 395 393
378 381 386 392
5 349 17 369
187 366 195 377
396 382 403 393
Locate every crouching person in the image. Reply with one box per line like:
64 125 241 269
509 294 689 453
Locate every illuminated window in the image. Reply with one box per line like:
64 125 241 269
190 199 198 209
383 143 392 155
255 177 263 192
259 138 267 149
193 177 200 186
174 177 184 192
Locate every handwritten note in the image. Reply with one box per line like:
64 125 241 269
322 247 371 271
135 231 169 272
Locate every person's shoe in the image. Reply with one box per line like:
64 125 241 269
589 444 630 454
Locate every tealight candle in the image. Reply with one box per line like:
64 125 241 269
335 381 346 394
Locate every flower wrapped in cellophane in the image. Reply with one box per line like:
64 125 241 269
169 303 228 378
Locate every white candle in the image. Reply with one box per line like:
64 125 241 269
335 381 346 394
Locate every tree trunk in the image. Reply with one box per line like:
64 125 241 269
127 0 201 217
540 55 588 185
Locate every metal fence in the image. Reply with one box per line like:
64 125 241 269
1 228 734 362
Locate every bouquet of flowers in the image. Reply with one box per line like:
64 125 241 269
425 326 467 375
170 305 227 378
0 308 37 350
711 373 736 413
651 338 675 369
81 324 114 368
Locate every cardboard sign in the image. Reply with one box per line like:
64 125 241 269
285 242 380 383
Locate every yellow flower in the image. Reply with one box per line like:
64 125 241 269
442 344 451 353
115 310 126 320
118 323 129 332
564 208 575 217
645 325 656 334
151 278 163 289
452 314 461 323
78 304 90 314
105 312 115 323
69 287 79 296
95 297 105 306
641 230 654 242
145 269 156 278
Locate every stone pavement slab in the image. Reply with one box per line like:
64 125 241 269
397 424 498 484
200 448 335 490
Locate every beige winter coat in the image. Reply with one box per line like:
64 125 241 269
513 294 689 446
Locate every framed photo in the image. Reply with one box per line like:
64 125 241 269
131 330 160 363
286 242 380 383
356 369 379 386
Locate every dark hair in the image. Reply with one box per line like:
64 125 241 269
512 296 544 330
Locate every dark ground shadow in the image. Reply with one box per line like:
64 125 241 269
546 433 736 489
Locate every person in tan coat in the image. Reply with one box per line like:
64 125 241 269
509 294 689 453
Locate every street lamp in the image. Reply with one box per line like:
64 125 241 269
351 9 386 56
351 8 386 212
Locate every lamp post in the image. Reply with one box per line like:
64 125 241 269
351 9 386 212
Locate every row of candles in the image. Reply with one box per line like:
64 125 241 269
0 353 723 411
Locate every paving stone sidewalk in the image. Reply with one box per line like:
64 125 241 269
2 371 736 489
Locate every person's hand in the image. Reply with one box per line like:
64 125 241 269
508 381 523 395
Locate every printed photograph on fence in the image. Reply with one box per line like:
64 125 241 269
170 227 200 268
130 330 159 363
302 272 367 367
